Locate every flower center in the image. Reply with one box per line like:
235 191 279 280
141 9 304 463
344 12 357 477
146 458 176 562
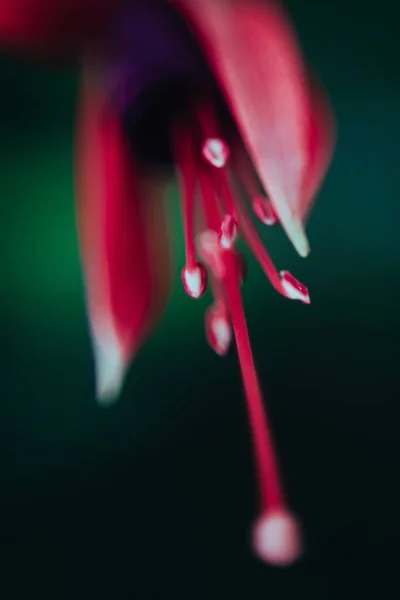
174 97 309 565
111 0 219 169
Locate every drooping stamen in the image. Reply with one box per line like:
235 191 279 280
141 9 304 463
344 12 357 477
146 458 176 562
174 124 207 299
222 252 284 510
219 214 238 250
202 137 230 168
196 168 232 352
197 122 302 303
197 229 232 356
280 271 310 304
181 264 207 299
197 100 230 169
221 250 302 565
236 198 309 303
196 101 238 227
205 300 232 356
236 201 285 294
231 142 278 226
196 100 240 260
253 196 278 226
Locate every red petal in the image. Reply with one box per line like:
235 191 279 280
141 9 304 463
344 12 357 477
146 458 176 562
172 0 335 257
75 64 172 402
0 0 119 59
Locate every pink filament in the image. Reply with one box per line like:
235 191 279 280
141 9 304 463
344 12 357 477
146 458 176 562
174 124 197 269
198 163 222 233
236 200 285 295
222 250 284 511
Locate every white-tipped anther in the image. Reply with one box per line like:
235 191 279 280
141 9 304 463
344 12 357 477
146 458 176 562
202 138 230 168
182 264 207 298
280 271 310 304
252 511 302 566
211 315 232 355
205 304 232 356
252 196 278 226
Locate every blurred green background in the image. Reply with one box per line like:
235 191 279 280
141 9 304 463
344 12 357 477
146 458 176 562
1 1 399 598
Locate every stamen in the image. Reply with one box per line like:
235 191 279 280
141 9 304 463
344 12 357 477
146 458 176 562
231 142 278 226
181 264 207 299
174 123 207 298
205 301 232 356
197 234 231 355
174 124 196 267
218 214 238 250
280 271 310 304
196 100 230 169
221 250 302 565
236 201 285 295
236 200 309 302
222 251 284 509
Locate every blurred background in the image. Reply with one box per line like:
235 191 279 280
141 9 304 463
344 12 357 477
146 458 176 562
1 0 399 598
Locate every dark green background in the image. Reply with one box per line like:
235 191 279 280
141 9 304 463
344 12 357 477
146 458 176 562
1 1 399 598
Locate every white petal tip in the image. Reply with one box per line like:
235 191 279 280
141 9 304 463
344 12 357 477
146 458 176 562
96 386 121 407
93 337 126 407
252 511 302 567
288 220 310 258
276 207 310 257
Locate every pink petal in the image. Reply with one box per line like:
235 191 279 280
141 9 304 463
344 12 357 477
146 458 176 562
75 64 172 403
172 0 335 257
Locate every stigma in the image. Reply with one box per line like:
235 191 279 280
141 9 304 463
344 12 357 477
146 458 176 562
174 98 309 566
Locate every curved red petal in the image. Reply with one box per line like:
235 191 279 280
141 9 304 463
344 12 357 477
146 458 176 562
172 0 335 257
0 0 120 59
75 64 173 402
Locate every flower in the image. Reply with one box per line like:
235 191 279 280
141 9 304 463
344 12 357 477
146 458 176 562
0 0 336 565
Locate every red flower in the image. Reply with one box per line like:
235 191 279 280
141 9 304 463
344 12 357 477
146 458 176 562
0 0 336 565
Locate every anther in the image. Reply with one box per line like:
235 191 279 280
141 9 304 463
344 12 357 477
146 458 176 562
218 215 238 250
252 510 302 566
205 303 232 356
252 196 278 226
202 138 230 168
181 264 207 298
280 271 310 304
